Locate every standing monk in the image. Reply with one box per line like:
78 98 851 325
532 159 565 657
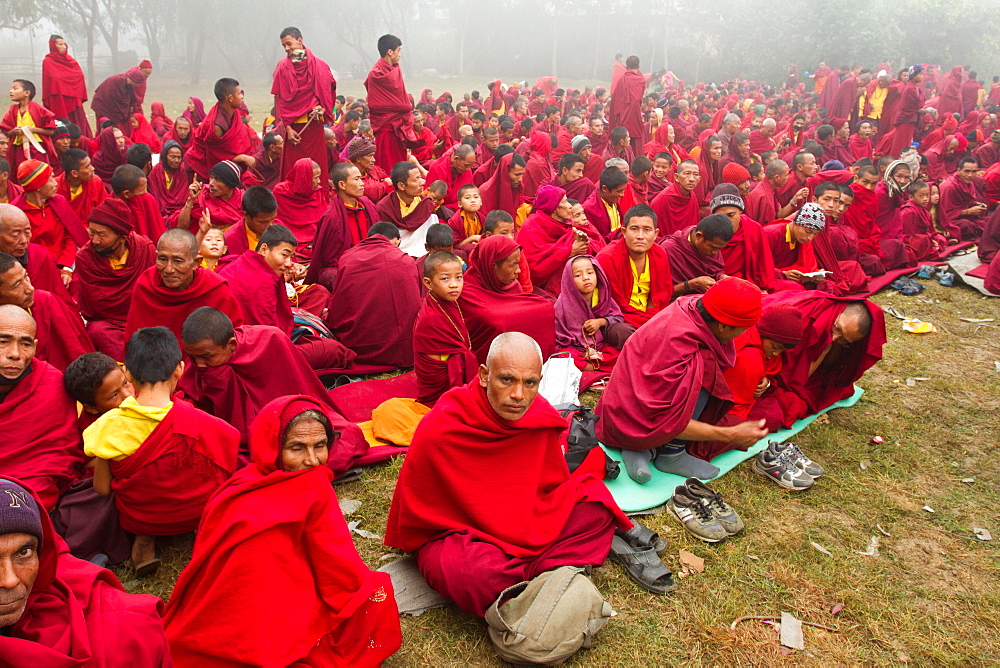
90 68 145 137
271 27 336 188
2 80 56 173
365 34 419 171
42 35 91 137
608 56 647 157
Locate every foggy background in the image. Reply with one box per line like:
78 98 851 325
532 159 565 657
2 0 1000 105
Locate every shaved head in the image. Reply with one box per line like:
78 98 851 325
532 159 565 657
0 304 35 332
0 204 31 258
0 204 28 231
480 332 544 421
0 304 37 381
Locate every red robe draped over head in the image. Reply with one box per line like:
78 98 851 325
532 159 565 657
101 400 238 535
721 214 777 290
169 184 244 233
595 236 673 327
305 193 379 288
608 69 646 141
650 181 701 236
125 192 166 242
764 291 885 426
693 131 721 209
272 157 326 259
55 173 108 225
178 325 367 468
478 153 523 217
413 294 479 405
0 480 171 665
146 142 190 218
42 38 91 136
324 235 422 367
90 126 128 181
129 113 161 152
661 225 725 283
182 104 252 181
271 47 336 186
518 189 605 294
218 249 293 334
458 235 556 362
150 101 173 137
386 380 629 557
0 362 84 510
125 266 244 345
164 395 400 667
30 289 95 371
365 56 419 170
182 97 206 128
748 128 776 154
596 295 735 450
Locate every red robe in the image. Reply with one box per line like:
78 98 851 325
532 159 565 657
306 194 379 289
478 152 523 218
595 237 673 327
545 174 597 206
0 101 57 171
721 327 782 421
218 250 293 333
169 184 244 233
650 182 700 236
0 362 84 510
608 69 646 142
580 189 618 240
898 201 948 262
721 215 778 291
125 192 166 242
765 291 885 427
241 145 282 190
55 174 108 226
365 57 418 170
661 225 725 284
30 289 95 371
12 193 87 267
325 235 421 367
413 295 479 405
938 173 988 240
164 396 399 667
272 157 328 260
106 400 238 535
517 211 605 294
146 163 189 219
19 243 74 308
0 481 170 665
843 183 884 257
42 37 91 135
743 178 781 226
91 73 138 128
425 154 474 209
184 103 254 181
125 266 244 346
271 48 336 186
596 295 734 450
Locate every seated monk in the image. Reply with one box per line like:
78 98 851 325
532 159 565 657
146 140 189 220
709 185 782 292
171 159 245 233
0 204 74 306
219 224 353 371
0 157 21 204
545 153 597 207
345 135 391 203
387 332 675 625
111 164 164 242
650 158 701 236
0 252 93 370
223 185 278 257
242 130 284 190
84 326 239 576
458 235 556 362
424 144 477 209
842 165 893 272
764 290 885 427
374 161 439 258
164 395 401 665
517 184 605 295
72 198 156 359
596 278 768 483
413 251 478 404
554 255 624 371
482 209 532 292
306 162 380 290
0 305 85 510
477 150 527 220
12 159 87 270
125 228 244 346
661 212 733 297
899 180 948 262
0 478 171 665
938 156 988 241
179 307 368 466
445 183 484 253
55 148 108 224
744 159 801 225
595 204 673 347
324 222 421 368
272 157 327 262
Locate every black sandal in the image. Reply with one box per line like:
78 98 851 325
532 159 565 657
617 521 669 556
609 536 676 595
134 558 161 578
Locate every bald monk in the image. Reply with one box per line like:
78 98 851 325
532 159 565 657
11 159 86 271
325 222 421 368
72 198 156 359
597 278 769 483
219 224 354 370
545 153 597 204
84 326 238 576
661 213 733 297
55 148 108 225
224 185 278 257
0 305 85 510
0 478 171 666
764 291 885 427
0 253 93 370
0 203 74 306
424 144 477 209
744 159 800 225
650 158 701 236
179 307 368 467
125 228 244 346
387 332 673 626
241 131 284 190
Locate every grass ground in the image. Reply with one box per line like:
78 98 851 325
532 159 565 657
113 279 1000 665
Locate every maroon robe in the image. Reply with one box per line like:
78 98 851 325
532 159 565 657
544 174 597 205
125 192 166 242
42 37 91 135
90 73 138 128
899 201 948 262
721 215 778 291
12 193 85 268
324 235 421 367
938 173 988 240
365 57 418 170
0 101 57 171
30 289 95 371
18 243 74 307
478 153 523 217
271 47 336 186
661 226 724 284
425 153 475 209
608 69 646 147
169 184 244 233
650 182 700 236
306 194 379 289
517 210 605 294
272 157 327 260
183 103 253 181
56 173 108 225
147 163 189 219
241 145 282 190
580 189 619 240
412 295 479 405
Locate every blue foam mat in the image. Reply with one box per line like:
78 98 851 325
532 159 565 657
602 386 864 512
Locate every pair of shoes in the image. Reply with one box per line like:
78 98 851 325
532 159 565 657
937 271 955 286
670 478 744 542
917 264 936 278
616 521 668 556
752 440 822 490
609 535 676 595
890 276 924 295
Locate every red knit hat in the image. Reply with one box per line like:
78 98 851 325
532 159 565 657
702 276 762 327
88 198 134 236
756 303 804 345
16 159 53 192
722 162 751 186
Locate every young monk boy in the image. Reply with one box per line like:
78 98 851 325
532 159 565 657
83 326 239 576
63 352 135 428
111 164 164 241
427 179 451 220
447 183 484 250
413 251 478 404
198 226 227 270
899 180 948 262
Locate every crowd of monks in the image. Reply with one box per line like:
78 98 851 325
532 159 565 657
0 27 992 664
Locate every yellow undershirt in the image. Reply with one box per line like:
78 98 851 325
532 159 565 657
605 200 621 232
246 226 259 251
69 184 83 200
866 86 888 119
164 172 173 189
460 210 480 236
14 108 34 146
590 288 600 307
83 396 172 461
629 256 650 311
785 223 798 250
108 248 130 271
400 195 423 217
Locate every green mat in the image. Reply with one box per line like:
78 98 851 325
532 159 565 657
602 386 864 512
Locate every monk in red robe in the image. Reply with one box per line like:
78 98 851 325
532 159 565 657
165 395 400 666
609 56 647 155
0 307 85 510
324 223 421 367
272 157 326 260
241 131 284 190
346 135 391 202
938 157 989 240
42 36 91 135
365 33 419 170
1 80 56 173
898 180 948 262
424 144 477 209
55 148 108 225
518 185 604 295
91 69 144 135
387 332 640 617
764 291 885 427
580 167 628 240
661 213 732 294
171 160 245 233
12 159 86 269
125 228 244 346
374 161 440 257
272 28 337 187
0 204 73 307
183 78 256 181
0 478 171 665
544 153 597 204
223 185 278 258
709 186 780 291
478 152 526 218
0 158 23 204
146 140 189 219
110 164 165 243
650 158 701 235
458 235 556 362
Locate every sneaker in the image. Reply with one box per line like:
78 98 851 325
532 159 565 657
767 440 824 478
683 478 745 535
917 264 935 279
670 487 729 542
937 271 954 287
753 447 814 490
